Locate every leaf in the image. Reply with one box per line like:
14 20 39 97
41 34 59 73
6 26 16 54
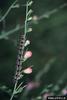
14 86 26 95
0 84 12 95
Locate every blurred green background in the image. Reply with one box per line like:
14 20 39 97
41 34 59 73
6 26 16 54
0 0 67 100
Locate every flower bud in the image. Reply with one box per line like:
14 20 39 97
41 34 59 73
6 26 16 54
24 51 32 60
24 40 30 47
27 28 32 32
27 17 32 21
23 67 32 74
27 9 33 16
28 1 33 6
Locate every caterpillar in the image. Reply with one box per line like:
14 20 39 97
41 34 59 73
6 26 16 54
15 33 25 80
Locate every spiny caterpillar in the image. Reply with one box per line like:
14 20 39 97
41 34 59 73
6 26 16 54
15 33 25 80
14 0 33 81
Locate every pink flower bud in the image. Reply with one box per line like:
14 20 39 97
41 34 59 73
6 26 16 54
24 51 32 59
23 67 32 74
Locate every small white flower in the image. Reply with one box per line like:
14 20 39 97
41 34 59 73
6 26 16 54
24 40 30 47
27 28 32 32
23 67 32 74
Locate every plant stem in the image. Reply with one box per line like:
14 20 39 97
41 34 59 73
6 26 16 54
10 81 18 100
0 0 17 22
10 1 28 100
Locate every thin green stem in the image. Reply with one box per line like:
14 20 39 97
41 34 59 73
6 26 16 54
0 0 17 22
10 81 18 100
24 1 28 37
0 3 67 39
9 2 29 100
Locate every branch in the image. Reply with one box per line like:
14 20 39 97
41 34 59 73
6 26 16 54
0 0 17 22
10 1 31 100
38 3 67 20
0 24 24 39
0 3 67 39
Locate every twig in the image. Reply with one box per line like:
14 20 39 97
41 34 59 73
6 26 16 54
35 58 56 82
0 24 24 39
38 3 67 20
9 1 29 100
0 0 17 22
0 3 67 39
10 81 18 100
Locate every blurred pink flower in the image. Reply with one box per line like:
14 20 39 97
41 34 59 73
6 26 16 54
62 89 67 95
43 93 53 100
26 81 40 90
24 51 32 59
23 67 32 74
